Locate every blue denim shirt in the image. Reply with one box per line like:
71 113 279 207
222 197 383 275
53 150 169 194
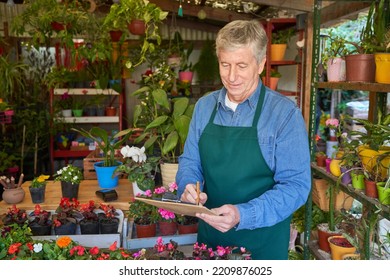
176 80 311 230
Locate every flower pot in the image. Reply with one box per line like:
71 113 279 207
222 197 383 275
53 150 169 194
377 182 390 205
345 53 375 82
270 44 287 61
375 53 390 84
99 219 119 234
54 222 77 235
2 187 25 204
132 181 145 197
316 154 327 167
327 57 346 82
158 221 177 236
358 145 390 179
325 158 332 173
340 167 352 185
364 179 378 199
29 222 52 236
312 178 353 211
262 77 279 91
109 30 123 42
351 171 365 190
105 106 117 116
160 162 179 187
317 223 342 253
94 161 122 189
326 140 339 159
178 222 198 235
29 185 46 204
178 71 193 83
135 223 157 238
128 19 146 35
328 235 357 260
72 109 83 117
61 109 72 117
61 181 80 200
80 221 100 234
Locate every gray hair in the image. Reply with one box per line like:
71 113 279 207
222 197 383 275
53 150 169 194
216 20 267 63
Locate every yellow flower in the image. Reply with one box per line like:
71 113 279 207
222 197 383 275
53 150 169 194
37 175 49 183
56 236 72 248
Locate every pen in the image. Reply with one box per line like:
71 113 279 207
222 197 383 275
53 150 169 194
196 181 200 206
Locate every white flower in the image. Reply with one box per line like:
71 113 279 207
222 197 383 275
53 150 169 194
33 243 43 253
121 146 147 163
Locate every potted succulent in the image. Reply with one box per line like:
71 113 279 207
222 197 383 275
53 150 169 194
28 204 52 236
29 174 50 204
53 164 83 200
71 126 133 188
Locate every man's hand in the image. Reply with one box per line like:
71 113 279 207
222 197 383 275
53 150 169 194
196 204 240 233
180 183 207 205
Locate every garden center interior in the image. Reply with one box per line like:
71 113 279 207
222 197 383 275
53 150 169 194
0 0 390 260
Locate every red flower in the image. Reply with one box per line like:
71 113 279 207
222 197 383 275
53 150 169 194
27 243 34 251
109 241 117 251
70 245 86 256
8 243 22 254
89 247 99 255
121 250 130 258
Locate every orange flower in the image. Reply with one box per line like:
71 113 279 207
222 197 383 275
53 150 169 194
56 236 72 248
8 243 22 254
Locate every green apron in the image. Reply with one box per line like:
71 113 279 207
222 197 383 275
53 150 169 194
198 85 291 260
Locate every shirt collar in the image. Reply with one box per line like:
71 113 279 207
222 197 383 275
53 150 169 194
217 79 262 111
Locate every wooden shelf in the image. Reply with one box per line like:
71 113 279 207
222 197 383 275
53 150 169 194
53 88 120 95
54 116 119 123
311 162 390 220
316 82 390 93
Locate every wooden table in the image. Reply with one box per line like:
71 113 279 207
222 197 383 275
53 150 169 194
0 179 134 215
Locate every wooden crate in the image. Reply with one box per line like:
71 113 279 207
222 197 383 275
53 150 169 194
83 150 103 179
83 150 123 180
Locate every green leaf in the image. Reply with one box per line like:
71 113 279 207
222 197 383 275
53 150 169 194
152 88 170 110
162 131 179 155
145 115 168 130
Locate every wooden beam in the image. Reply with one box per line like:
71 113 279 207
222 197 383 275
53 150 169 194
319 1 371 26
149 0 255 24
250 0 314 12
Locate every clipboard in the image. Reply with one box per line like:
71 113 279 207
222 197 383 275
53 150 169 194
135 197 217 217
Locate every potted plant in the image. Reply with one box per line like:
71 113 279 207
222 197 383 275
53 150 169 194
179 42 195 83
321 30 349 82
71 126 133 188
260 68 282 91
102 3 127 42
114 145 160 194
0 174 25 204
29 174 49 204
79 200 99 234
28 204 52 236
132 64 195 185
271 27 296 61
98 203 120 234
2 204 28 226
129 191 159 238
0 55 28 102
53 164 83 200
53 197 81 235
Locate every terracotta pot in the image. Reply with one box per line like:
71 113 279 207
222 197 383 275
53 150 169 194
128 19 146 35
109 30 123 42
2 187 25 204
316 154 327 167
345 54 375 82
317 223 342 253
135 223 157 238
328 235 357 260
158 221 177 236
105 106 117 116
179 71 193 83
270 44 287 61
178 222 198 234
364 179 378 199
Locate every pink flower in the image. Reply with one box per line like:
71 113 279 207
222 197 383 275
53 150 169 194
325 118 339 128
158 208 175 220
168 182 178 193
154 186 167 195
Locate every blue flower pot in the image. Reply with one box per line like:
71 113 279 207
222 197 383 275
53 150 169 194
94 161 122 189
